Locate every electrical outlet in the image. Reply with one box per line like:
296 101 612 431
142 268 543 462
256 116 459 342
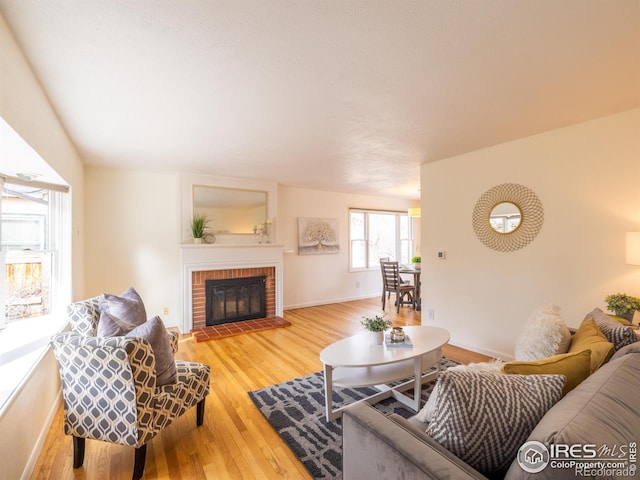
428 309 435 321
162 307 169 315
437 251 446 259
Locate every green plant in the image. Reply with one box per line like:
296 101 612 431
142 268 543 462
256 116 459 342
411 256 421 263
604 293 640 318
190 212 210 239
360 314 392 332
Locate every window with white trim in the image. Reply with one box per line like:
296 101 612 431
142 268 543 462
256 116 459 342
349 208 411 270
1 182 69 328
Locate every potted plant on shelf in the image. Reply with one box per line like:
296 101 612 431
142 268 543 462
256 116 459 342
361 314 393 345
411 256 421 270
604 293 640 322
190 212 209 244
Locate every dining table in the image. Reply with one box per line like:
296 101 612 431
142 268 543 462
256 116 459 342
399 266 421 311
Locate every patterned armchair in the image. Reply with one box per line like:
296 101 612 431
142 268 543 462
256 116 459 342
51 297 210 480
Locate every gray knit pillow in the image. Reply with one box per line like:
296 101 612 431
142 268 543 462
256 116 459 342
586 308 637 350
426 371 565 475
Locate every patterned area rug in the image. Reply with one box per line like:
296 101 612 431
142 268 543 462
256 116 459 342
248 357 458 479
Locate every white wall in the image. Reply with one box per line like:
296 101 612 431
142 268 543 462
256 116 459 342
278 185 419 308
0 12 85 480
421 109 640 360
84 166 181 327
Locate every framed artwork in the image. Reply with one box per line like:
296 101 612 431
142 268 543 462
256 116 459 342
298 218 339 255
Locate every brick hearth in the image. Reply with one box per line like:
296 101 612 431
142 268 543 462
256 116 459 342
191 267 276 331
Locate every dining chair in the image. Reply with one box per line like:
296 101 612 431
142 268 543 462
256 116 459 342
379 257 410 302
380 261 416 313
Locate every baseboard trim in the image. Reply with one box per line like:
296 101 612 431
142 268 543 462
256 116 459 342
448 339 514 362
284 293 380 311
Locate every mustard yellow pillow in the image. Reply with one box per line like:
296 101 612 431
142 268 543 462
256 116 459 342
568 318 614 373
501 350 591 396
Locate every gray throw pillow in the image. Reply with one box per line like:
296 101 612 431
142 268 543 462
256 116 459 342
586 308 637 350
126 316 177 386
99 287 147 327
425 371 565 475
96 310 136 337
97 311 177 386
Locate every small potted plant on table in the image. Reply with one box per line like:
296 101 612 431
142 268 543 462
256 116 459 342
604 293 640 322
411 256 421 270
361 314 393 345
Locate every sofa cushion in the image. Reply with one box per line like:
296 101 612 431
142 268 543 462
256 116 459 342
584 307 637 350
611 341 640 361
501 350 591 396
342 403 489 480
568 318 614 373
425 371 565 476
505 352 640 480
98 311 177 386
99 286 147 327
514 304 572 361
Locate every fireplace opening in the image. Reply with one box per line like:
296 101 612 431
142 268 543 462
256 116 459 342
205 275 266 326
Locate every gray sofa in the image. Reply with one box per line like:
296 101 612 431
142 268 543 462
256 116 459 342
342 345 640 479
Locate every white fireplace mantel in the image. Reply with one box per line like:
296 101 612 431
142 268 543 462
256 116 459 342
180 244 284 332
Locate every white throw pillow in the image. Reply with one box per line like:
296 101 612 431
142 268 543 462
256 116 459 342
514 304 571 361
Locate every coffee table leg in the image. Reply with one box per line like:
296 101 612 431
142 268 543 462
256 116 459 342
412 356 422 410
323 363 334 422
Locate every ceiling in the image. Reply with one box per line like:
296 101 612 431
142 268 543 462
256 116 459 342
1 0 639 199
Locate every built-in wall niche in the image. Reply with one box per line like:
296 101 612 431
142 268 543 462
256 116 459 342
181 174 278 244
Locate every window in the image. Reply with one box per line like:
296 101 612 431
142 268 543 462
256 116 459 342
0 182 70 333
349 208 411 270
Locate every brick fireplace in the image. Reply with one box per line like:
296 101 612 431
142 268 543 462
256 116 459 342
180 244 284 333
191 267 275 329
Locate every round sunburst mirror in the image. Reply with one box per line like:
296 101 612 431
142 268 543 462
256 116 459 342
472 183 543 252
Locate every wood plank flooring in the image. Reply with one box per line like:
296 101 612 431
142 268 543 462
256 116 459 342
31 298 491 480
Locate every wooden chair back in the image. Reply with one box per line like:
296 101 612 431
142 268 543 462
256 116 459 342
380 261 402 290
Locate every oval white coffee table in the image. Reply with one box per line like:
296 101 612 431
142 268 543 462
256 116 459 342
319 326 450 421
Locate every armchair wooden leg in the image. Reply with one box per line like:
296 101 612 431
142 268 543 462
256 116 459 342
132 444 147 480
197 398 206 426
72 436 85 468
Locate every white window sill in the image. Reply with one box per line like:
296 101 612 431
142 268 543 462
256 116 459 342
0 314 68 417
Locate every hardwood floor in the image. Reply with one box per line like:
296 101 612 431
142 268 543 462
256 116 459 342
31 298 491 480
